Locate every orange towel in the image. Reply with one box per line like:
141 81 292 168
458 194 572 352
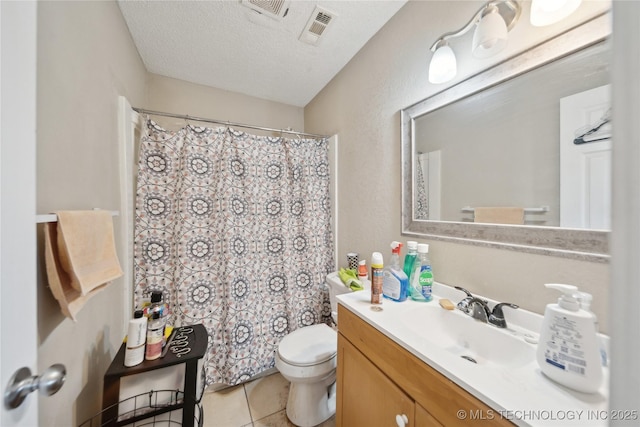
43 222 109 321
55 210 123 296
474 207 524 225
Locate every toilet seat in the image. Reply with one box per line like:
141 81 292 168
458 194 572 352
277 324 337 367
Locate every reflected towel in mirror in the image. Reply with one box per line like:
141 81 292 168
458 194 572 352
474 207 524 225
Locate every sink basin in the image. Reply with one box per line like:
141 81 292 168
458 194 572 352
400 304 535 369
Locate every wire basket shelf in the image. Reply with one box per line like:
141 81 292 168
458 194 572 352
78 389 203 427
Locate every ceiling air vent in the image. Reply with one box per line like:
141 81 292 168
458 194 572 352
299 6 336 46
241 0 290 20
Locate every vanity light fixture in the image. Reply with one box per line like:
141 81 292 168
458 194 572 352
428 0 521 84
428 41 457 84
530 0 582 27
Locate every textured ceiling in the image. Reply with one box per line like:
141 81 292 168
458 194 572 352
118 0 407 107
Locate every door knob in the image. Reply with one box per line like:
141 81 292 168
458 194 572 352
395 413 409 427
4 364 66 409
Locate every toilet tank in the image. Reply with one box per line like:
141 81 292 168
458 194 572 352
326 272 369 323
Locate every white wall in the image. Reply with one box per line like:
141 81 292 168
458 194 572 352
305 0 611 331
36 1 147 425
610 1 640 418
35 3 306 425
146 73 304 135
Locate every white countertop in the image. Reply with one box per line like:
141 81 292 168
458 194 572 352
336 281 611 427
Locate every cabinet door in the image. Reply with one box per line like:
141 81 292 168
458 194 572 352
338 335 414 427
415 404 443 427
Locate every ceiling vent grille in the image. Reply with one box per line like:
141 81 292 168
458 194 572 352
299 6 336 46
241 0 290 20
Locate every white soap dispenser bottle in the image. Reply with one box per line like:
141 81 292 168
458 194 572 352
536 284 603 393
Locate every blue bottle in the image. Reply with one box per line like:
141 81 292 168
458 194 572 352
382 241 409 302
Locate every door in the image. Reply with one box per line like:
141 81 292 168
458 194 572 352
1 1 39 426
560 84 611 229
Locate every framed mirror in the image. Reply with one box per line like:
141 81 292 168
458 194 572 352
401 15 610 262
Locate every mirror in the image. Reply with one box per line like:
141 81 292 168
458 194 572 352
401 16 610 262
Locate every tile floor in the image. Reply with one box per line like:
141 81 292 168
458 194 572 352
200 371 336 427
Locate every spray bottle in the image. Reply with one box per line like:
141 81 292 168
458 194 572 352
383 241 409 302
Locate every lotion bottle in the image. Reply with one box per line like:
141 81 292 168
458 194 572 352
576 291 608 366
536 284 603 393
124 310 147 367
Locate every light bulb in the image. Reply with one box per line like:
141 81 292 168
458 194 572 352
428 44 457 84
472 7 508 59
530 0 582 27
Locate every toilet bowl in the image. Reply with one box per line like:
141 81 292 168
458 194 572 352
274 272 355 427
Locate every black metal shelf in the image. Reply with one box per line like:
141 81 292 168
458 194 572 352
79 389 203 427
94 324 208 427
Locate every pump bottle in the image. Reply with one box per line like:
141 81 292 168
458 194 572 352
536 284 603 393
576 291 608 367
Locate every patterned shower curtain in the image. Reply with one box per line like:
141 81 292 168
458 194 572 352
415 155 429 220
134 119 334 386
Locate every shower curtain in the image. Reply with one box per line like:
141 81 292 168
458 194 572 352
134 119 334 386
415 155 429 220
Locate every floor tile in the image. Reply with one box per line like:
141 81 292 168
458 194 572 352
244 372 290 421
201 384 252 427
317 414 336 427
252 409 296 427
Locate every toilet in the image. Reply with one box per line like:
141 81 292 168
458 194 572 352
275 272 355 427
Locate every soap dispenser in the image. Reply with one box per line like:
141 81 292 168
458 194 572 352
536 284 603 393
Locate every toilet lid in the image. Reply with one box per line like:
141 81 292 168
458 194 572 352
278 324 337 366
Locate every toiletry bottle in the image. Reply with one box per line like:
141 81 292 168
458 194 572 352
576 291 607 366
145 312 163 361
383 241 409 302
403 241 418 297
536 284 603 393
124 310 147 367
409 243 433 302
370 252 384 305
146 291 169 347
357 259 368 282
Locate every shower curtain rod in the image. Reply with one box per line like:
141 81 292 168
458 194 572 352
132 107 329 139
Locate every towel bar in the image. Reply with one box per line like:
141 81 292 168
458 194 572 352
461 206 549 214
36 210 120 224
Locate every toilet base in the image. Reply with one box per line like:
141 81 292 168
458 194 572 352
285 376 336 427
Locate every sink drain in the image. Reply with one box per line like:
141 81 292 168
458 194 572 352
460 355 477 364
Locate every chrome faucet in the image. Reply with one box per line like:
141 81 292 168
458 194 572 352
488 302 519 328
466 297 491 322
454 286 519 328
454 286 478 314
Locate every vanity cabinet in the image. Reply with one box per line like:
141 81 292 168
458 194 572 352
336 305 513 427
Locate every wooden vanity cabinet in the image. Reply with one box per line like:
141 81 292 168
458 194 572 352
336 305 514 427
